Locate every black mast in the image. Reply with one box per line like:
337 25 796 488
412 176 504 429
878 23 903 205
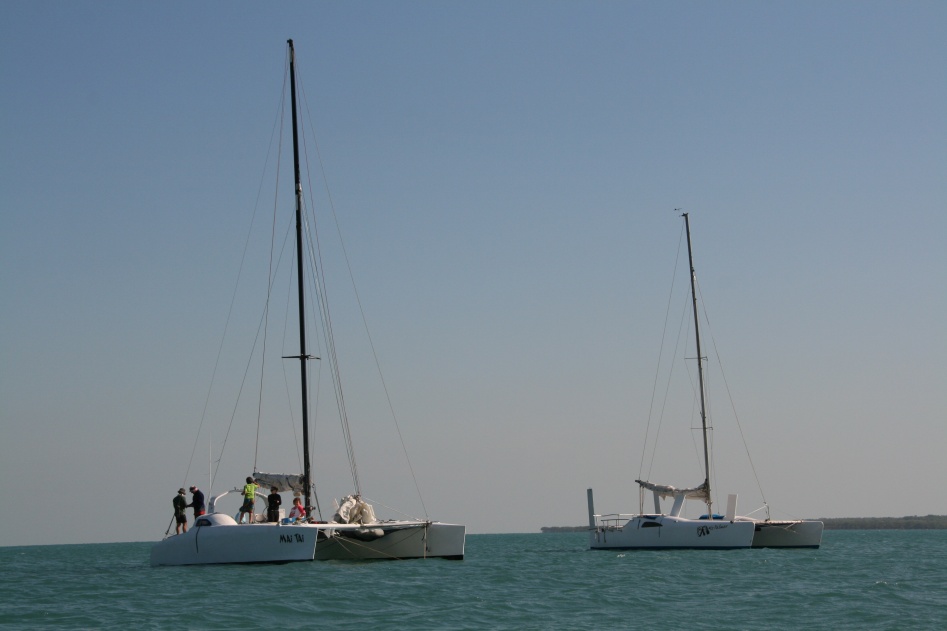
683 212 712 512
287 39 313 516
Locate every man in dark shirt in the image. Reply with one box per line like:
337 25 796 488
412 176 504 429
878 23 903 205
187 486 206 519
173 488 188 534
267 487 282 523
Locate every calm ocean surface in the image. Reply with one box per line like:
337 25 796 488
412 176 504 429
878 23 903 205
2 531 945 629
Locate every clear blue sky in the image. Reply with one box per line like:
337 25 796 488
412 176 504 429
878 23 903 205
2 1 945 546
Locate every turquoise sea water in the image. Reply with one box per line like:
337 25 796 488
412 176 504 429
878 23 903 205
2 531 945 629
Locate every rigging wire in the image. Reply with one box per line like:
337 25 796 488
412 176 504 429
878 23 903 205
214 300 276 484
268 68 313 480
695 278 768 509
184 48 426 523
279 247 302 472
682 308 709 485
254 112 284 474
639 220 686 483
639 215 744 517
181 65 289 494
252 52 293 476
282 51 327 517
647 288 692 482
303 188 361 494
265 68 325 511
295 65 429 516
291 61 361 495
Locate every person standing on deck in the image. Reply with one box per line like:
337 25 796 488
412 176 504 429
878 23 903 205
187 486 205 519
173 488 188 534
238 477 257 524
267 487 282 523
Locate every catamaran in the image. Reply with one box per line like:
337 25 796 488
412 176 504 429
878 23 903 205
588 213 754 550
588 213 822 550
152 40 464 566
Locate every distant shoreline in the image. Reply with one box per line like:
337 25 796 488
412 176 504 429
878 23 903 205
542 515 947 532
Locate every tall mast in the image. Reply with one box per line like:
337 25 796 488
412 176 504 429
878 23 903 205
287 39 313 515
683 212 712 511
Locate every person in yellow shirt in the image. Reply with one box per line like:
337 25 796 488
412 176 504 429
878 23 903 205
238 476 257 524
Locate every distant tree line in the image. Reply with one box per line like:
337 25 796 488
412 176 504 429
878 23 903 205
540 526 589 533
818 515 947 530
541 515 947 532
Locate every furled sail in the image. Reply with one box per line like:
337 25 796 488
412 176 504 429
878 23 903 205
635 479 710 501
253 471 307 493
333 494 377 525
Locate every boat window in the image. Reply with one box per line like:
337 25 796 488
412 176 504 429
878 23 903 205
195 518 212 527
641 522 662 528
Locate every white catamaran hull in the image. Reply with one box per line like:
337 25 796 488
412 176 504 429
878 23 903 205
315 522 465 560
151 514 319 566
590 515 755 550
743 519 824 548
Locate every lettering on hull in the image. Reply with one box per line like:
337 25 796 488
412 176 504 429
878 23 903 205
279 533 306 543
697 524 728 537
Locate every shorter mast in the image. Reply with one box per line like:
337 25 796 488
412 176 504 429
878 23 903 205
683 212 712 512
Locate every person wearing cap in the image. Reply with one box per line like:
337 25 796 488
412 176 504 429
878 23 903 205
267 486 282 523
173 488 188 534
187 486 206 519
238 476 257 524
